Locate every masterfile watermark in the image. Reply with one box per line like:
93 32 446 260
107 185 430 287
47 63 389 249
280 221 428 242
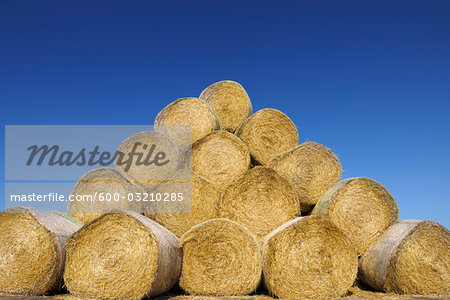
5 125 192 213
26 143 170 172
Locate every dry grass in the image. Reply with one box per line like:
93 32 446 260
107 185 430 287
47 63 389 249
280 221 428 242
0 207 80 295
145 169 220 237
218 166 299 244
268 141 342 212
115 131 180 191
235 108 298 165
63 210 181 300
68 167 144 224
312 177 399 255
359 220 450 295
179 219 262 296
343 282 450 299
167 296 275 300
199 80 252 132
182 130 250 191
155 97 221 146
262 216 358 300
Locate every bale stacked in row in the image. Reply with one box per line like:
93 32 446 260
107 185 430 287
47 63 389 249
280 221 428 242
262 216 358 299
0 207 80 295
312 177 399 254
155 97 220 147
146 169 220 237
179 219 261 296
182 130 250 191
64 210 181 300
219 166 299 244
235 108 298 165
268 141 342 212
359 220 449 295
68 167 144 224
115 131 180 190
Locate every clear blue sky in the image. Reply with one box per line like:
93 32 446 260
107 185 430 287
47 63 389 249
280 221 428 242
1 1 449 228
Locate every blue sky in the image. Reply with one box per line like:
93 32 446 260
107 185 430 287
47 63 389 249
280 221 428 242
1 1 449 228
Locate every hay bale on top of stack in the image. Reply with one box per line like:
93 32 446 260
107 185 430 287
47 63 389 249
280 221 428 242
199 80 253 132
0 207 80 295
155 97 220 148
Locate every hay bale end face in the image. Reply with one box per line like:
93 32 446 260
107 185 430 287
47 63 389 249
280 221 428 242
179 219 262 296
268 141 342 212
219 166 299 244
0 207 80 295
182 130 251 191
63 210 181 300
359 220 450 295
146 170 220 237
115 131 180 191
199 80 253 132
155 97 220 146
235 108 298 165
262 216 358 300
68 167 144 224
312 177 399 255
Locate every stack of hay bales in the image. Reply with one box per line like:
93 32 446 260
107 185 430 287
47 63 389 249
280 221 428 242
1 79 448 299
65 79 450 298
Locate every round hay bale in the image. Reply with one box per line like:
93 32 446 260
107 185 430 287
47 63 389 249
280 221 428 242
145 169 220 237
181 130 250 191
311 177 399 255
359 220 450 295
64 210 182 299
218 166 299 244
115 131 180 191
199 80 252 132
155 97 221 146
0 207 80 295
179 218 262 296
268 141 342 212
235 108 298 165
68 167 144 224
262 216 358 299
